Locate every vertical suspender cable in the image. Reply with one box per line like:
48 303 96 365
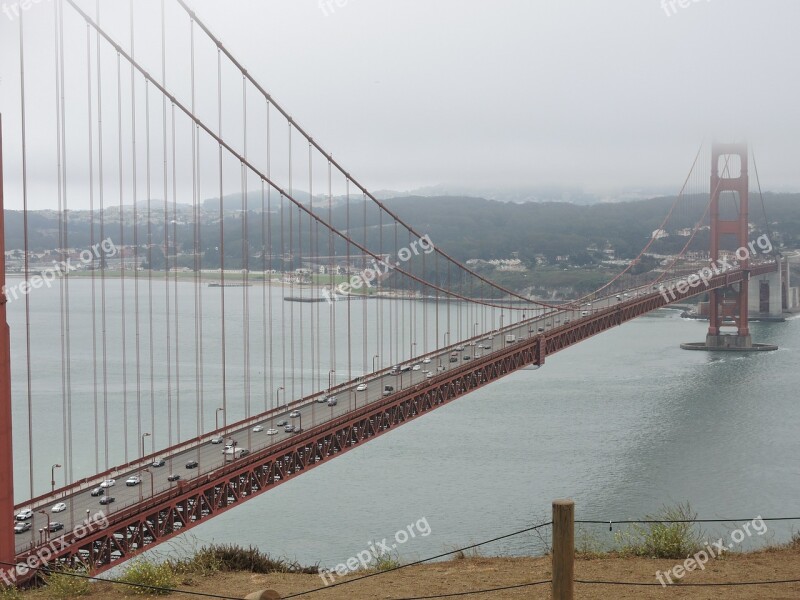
217 44 227 428
85 19 100 475
117 49 129 463
130 0 143 454
18 8 35 498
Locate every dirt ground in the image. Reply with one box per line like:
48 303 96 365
22 544 800 599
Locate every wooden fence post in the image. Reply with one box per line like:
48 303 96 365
552 499 574 600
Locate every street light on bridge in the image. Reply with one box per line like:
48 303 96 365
372 354 379 372
276 386 285 409
141 432 151 459
50 463 61 494
215 407 224 430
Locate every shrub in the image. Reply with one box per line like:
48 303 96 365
42 568 91 599
372 551 401 571
615 502 704 559
0 586 22 600
118 560 177 596
171 545 317 576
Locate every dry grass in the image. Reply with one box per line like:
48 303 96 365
15 542 800 599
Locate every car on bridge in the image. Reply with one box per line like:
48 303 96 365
383 385 394 396
90 487 105 497
422 358 431 364
99 496 115 505
253 425 264 433
185 460 199 469
356 383 368 391
284 425 295 433
327 396 338 406
125 476 141 487
167 474 181 482
151 458 166 467
276 420 288 427
51 502 67 513
14 522 31 534
15 509 33 521
289 410 301 418
100 479 115 488
266 428 278 435
449 356 458 363
210 436 224 444
48 522 64 533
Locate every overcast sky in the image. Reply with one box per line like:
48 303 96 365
1 0 798 210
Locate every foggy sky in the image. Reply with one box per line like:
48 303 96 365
0 0 798 210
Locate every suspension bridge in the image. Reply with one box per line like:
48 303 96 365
0 0 785 582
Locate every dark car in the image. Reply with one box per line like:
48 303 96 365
151 458 166 467
99 496 115 505
463 355 471 360
185 460 199 469
449 356 458 363
284 425 295 433
90 487 105 497
276 420 288 427
14 522 31 534
167 474 181 482
48 522 64 533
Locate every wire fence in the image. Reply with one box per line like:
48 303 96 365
3 512 800 598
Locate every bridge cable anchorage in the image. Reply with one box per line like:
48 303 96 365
66 0 538 312
169 0 558 309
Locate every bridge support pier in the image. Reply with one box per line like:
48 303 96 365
681 142 777 352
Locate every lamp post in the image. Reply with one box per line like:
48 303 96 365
473 322 479 338
141 468 154 500
411 342 417 359
443 331 450 348
50 463 62 494
276 386 285 410
215 407 224 430
328 370 335 392
141 432 151 459
38 510 49 542
372 354 379 373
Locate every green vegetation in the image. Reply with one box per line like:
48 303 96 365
41 568 91 599
614 502 704 559
371 551 401 571
169 544 318 576
118 560 177 596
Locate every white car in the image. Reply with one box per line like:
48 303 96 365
15 509 33 521
425 372 433 379
422 358 431 364
125 476 141 487
210 436 224 444
51 502 67 513
356 383 367 391
455 345 465 351
412 364 421 371
266 428 279 435
253 425 264 432
289 410 301 418
99 479 115 488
